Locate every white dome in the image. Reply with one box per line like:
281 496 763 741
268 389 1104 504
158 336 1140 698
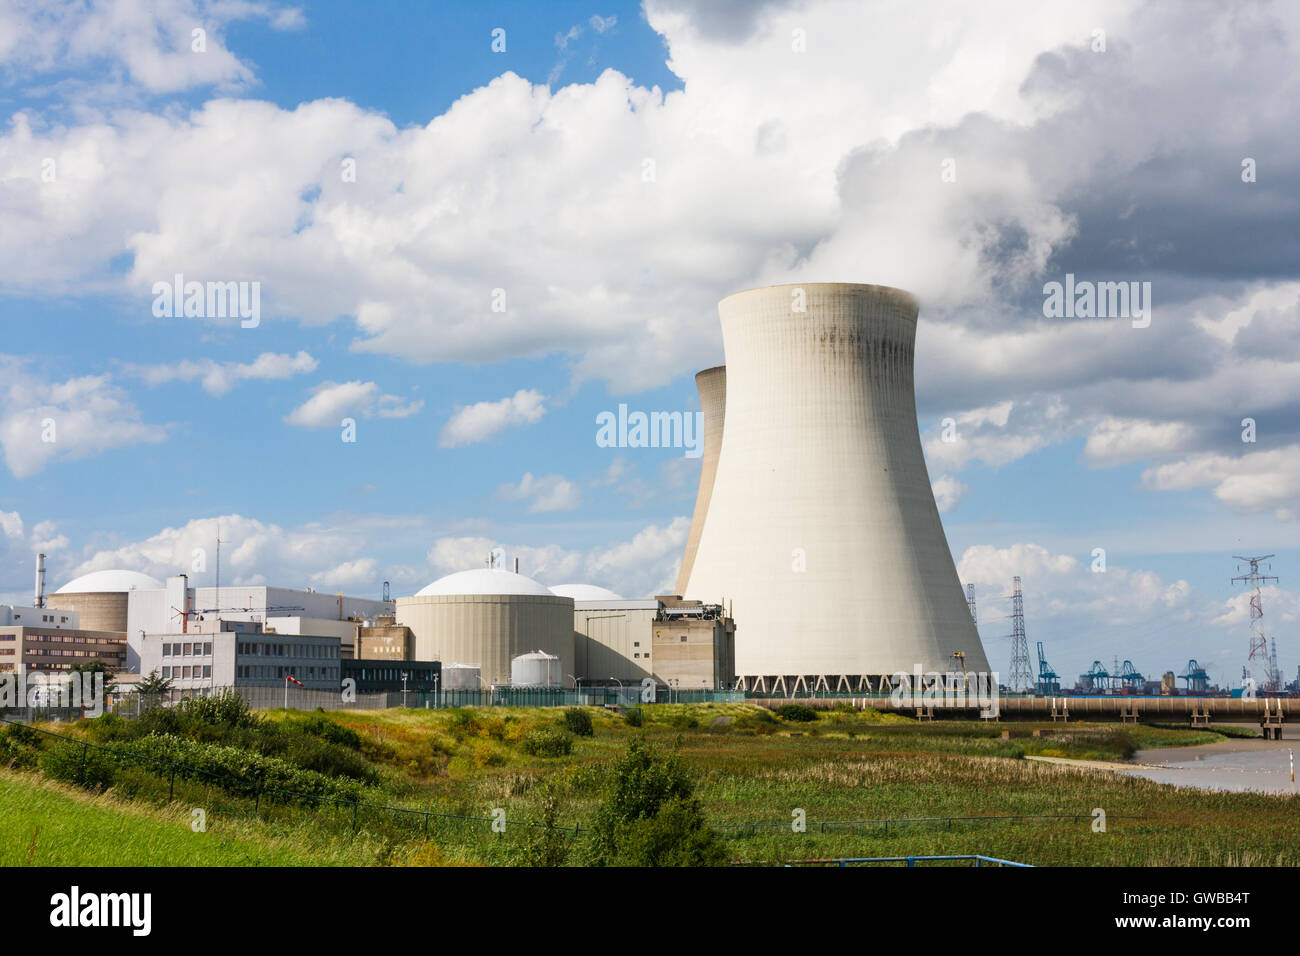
414 568 558 598
55 569 163 594
549 583 624 601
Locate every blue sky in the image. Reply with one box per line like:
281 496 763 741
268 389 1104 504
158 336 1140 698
0 0 1297 689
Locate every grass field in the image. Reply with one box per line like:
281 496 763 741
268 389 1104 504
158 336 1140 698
3 703 1297 866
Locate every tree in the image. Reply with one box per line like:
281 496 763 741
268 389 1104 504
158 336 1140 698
589 740 728 866
68 659 117 700
137 670 174 696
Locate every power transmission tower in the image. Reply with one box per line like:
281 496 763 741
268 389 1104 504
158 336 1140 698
1231 555 1278 692
1008 576 1033 692
966 583 977 624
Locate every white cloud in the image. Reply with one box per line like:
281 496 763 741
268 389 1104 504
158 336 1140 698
427 516 689 598
497 472 582 513
931 475 967 513
0 0 303 95
1142 445 1300 521
439 389 546 447
64 513 381 593
128 350 317 396
284 380 422 428
0 357 168 478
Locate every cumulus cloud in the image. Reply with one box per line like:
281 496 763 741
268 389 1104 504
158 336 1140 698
439 389 546 447
1142 445 1300 521
427 516 690 598
0 357 168 478
496 472 582 513
63 513 381 593
127 350 317 396
1 0 1298 526
0 0 303 95
284 380 422 428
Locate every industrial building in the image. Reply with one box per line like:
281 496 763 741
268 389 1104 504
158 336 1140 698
569 589 735 690
0 626 127 678
137 619 342 696
682 283 991 693
341 658 441 694
396 567 575 687
43 571 396 672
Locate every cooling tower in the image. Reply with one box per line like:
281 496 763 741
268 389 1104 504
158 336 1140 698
683 283 990 692
675 365 726 596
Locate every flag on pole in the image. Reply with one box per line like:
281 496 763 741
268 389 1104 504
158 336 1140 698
286 675 304 686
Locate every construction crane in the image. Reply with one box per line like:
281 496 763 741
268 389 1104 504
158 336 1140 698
1080 660 1110 694
1179 659 1209 694
169 604 306 632
1116 660 1145 694
1035 641 1060 695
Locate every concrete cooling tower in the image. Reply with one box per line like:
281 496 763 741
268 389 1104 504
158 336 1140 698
675 365 726 596
682 282 990 693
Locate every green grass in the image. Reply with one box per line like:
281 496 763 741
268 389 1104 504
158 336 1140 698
6 705 1298 866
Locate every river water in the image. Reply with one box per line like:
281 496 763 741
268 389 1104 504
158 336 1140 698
1125 725 1300 794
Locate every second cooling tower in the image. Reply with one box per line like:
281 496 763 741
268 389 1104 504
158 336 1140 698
683 283 990 690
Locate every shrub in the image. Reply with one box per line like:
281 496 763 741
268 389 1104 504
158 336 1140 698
624 707 643 728
522 789 571 867
41 741 115 791
562 708 594 737
774 704 818 722
119 733 366 804
0 729 40 769
589 741 727 867
520 728 573 758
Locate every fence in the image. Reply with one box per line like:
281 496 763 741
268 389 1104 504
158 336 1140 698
100 685 747 715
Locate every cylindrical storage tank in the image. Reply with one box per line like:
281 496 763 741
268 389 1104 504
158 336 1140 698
684 283 991 684
441 663 481 690
396 569 575 688
48 569 163 633
676 366 726 596
511 651 562 688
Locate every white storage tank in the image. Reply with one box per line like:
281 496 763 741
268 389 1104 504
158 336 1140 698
441 663 482 691
511 650 562 688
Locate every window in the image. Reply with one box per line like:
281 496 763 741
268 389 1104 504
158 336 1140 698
162 666 171 678
680 635 688 642
202 666 211 678
203 642 212 656
183 642 193 656
182 666 192 679
633 641 640 647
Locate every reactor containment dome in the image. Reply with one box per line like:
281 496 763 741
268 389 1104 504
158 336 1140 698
681 283 991 695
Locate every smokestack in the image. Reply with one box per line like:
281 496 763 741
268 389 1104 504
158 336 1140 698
513 557 520 574
34 553 45 608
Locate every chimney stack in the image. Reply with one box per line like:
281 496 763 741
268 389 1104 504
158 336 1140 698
34 553 45 609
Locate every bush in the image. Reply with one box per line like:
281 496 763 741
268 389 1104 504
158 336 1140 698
774 704 818 722
119 733 366 804
520 728 573 758
589 741 727 866
624 707 643 728
0 727 40 769
562 708 594 737
522 788 571 867
41 741 115 791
